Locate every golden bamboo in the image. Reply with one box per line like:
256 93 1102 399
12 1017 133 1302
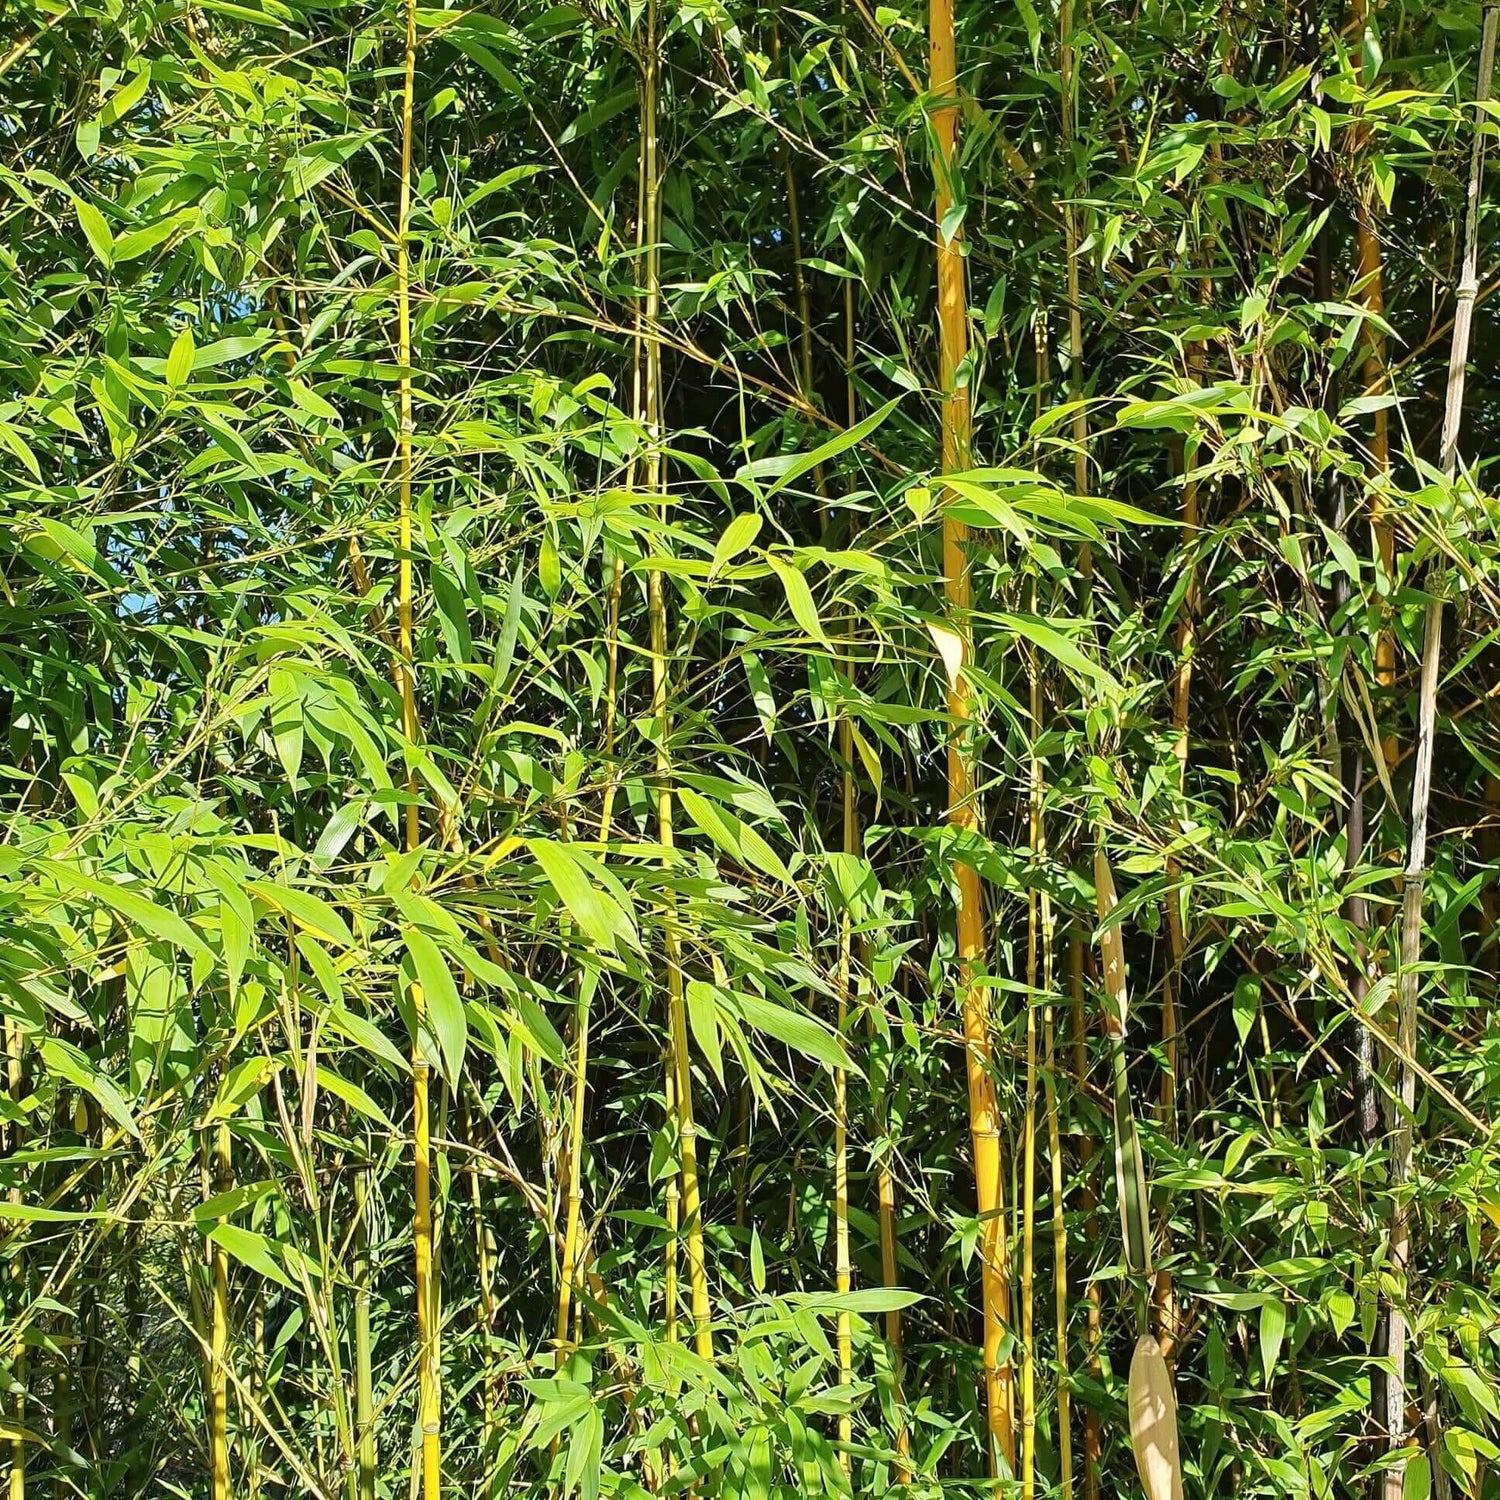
209 1118 231 1500
641 0 712 1362
929 0 1012 1469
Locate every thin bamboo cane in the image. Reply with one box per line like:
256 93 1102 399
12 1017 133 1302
555 822 594 1374
929 0 1013 1472
1349 7 1387 1344
354 1166 376 1500
1069 937 1101 1500
833 864 853 1473
825 157 855 1495
1056 22 1093 1483
834 654 855 1473
556 546 626 1368
1094 851 1152 1319
1384 15 1498 1493
641 0 712 1364
1353 0 1396 777
52 1310 70 1500
209 1118 232 1500
458 1095 497 1483
664 1062 680 1347
1021 589 1042 1500
1043 907 1072 1500
770 23 816 409
6 1018 25 1500
848 270 912 1483
555 881 594 1372
1095 851 1183 1500
395 0 440 1484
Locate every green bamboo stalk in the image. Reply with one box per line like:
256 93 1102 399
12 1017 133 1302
393 0 440 1483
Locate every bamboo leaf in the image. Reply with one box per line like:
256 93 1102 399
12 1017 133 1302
247 881 355 949
208 1224 299 1291
38 1038 138 1138
710 512 762 578
404 928 467 1082
766 554 831 649
717 987 857 1074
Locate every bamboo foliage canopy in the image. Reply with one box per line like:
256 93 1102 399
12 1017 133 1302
2 0 1500 1498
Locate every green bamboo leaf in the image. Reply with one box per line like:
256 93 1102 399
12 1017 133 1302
166 326 196 388
246 881 354 949
207 1057 281 1121
404 927 467 1083
785 1288 924 1313
208 1224 299 1291
100 67 149 125
314 1063 394 1129
75 201 114 268
38 1038 137 1138
40 861 206 955
710 512 762 578
716 987 857 1075
685 979 725 1086
760 396 901 501
529 839 636 952
1259 1297 1286 1386
678 787 792 887
766 554 831 649
996 612 1119 689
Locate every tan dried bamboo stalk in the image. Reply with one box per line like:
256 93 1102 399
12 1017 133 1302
1383 12 1498 1494
1096 851 1183 1500
1353 0 1395 774
929 0 1013 1468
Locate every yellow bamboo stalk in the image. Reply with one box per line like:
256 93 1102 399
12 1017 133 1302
411 990 439 1497
1043 906 1072 1500
394 0 439 1485
640 0 712 1364
929 0 1012 1470
1070 937 1101 1500
848 277 911 1478
354 1166 376 1500
555 913 592 1368
834 707 856 1471
7 1018 25 1500
555 563 624 1367
209 1118 231 1500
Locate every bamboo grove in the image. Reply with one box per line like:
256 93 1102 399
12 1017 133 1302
6 0 1500 1495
